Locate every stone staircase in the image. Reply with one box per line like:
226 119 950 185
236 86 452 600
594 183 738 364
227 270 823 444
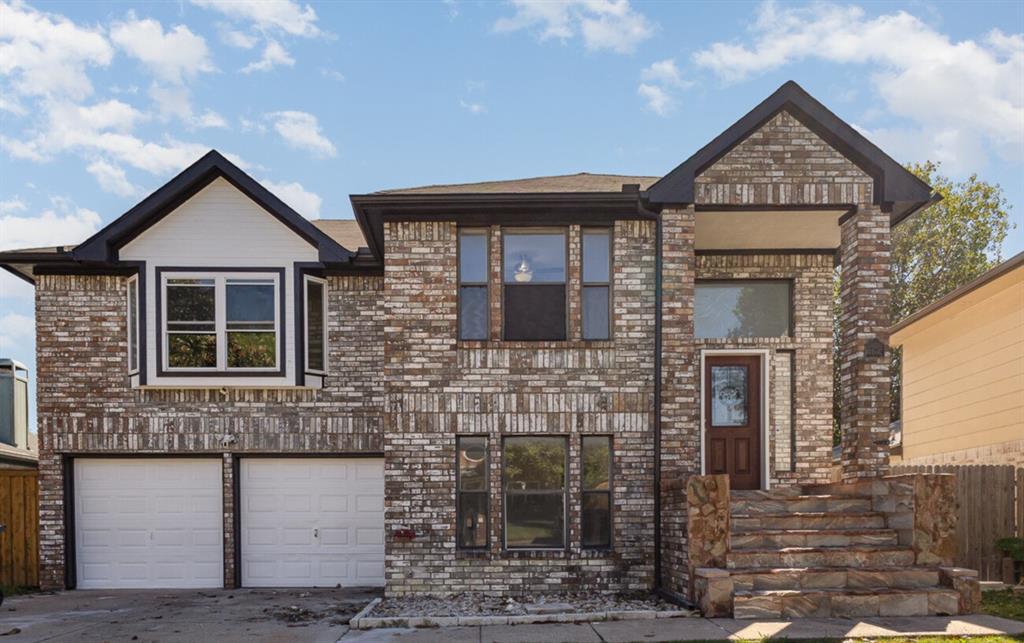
692 483 981 619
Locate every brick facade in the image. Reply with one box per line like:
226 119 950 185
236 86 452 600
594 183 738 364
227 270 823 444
34 273 385 589
29 105 896 599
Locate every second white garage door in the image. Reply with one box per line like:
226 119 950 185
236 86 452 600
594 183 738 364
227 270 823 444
240 458 385 587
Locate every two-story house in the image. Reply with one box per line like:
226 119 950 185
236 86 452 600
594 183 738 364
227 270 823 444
2 82 974 618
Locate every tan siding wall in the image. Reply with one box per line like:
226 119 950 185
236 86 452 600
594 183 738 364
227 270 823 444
892 267 1024 463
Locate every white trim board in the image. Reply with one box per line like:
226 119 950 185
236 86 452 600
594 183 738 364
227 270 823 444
698 348 772 491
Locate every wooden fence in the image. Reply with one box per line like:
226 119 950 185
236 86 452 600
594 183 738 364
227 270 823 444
892 464 1020 581
0 469 38 587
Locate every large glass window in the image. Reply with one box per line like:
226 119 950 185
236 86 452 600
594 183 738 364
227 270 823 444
503 231 566 341
694 281 791 339
581 436 612 548
162 273 280 372
459 230 488 340
304 276 327 373
582 229 611 340
127 275 139 373
457 436 488 549
504 436 566 548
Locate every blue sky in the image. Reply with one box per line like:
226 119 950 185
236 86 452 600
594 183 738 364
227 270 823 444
1 0 1022 430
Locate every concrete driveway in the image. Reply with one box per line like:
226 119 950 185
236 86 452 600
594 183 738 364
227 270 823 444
0 587 380 643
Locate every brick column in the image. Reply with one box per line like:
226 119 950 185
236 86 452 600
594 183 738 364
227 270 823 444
659 205 699 596
839 205 892 479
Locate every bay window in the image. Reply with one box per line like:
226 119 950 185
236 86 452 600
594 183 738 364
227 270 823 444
504 436 567 549
304 275 327 373
161 271 281 373
503 231 566 341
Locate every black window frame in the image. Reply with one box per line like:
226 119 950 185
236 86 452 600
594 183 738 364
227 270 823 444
126 274 140 375
501 228 568 342
693 278 795 340
581 228 612 341
458 228 490 341
502 435 569 550
456 435 489 550
581 435 613 549
303 274 328 374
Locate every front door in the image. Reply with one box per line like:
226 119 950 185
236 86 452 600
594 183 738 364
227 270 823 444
704 355 761 490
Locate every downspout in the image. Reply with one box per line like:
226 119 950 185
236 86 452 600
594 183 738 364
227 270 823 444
650 200 664 594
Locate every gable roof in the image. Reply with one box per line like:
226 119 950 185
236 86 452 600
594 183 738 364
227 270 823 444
72 150 355 264
377 173 660 195
646 81 937 225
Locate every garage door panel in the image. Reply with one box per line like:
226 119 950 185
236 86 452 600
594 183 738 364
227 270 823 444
241 458 384 587
75 458 224 589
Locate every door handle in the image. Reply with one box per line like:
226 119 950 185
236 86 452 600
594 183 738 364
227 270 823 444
313 528 319 539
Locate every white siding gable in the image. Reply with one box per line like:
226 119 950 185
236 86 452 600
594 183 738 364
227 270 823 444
121 177 319 388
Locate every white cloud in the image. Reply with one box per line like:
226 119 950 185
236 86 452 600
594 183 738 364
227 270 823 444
0 313 34 351
692 1 1024 171
241 40 295 73
0 196 101 250
320 67 345 82
494 0 653 54
259 179 322 218
638 83 673 116
110 14 214 84
641 58 687 87
191 0 322 38
0 198 27 216
0 0 114 100
86 159 137 197
0 274 33 301
196 110 228 128
459 99 486 115
265 110 336 158
220 27 257 49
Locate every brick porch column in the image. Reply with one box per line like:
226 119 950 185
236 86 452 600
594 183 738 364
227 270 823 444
839 205 892 479
659 205 700 596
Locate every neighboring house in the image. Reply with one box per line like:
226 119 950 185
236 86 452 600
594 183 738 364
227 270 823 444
0 359 37 469
890 252 1024 467
0 82 941 606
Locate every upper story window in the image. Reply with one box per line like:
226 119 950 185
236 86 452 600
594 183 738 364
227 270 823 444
459 230 489 340
304 275 327 374
126 275 140 374
582 229 611 340
694 280 792 339
161 271 281 373
503 230 567 341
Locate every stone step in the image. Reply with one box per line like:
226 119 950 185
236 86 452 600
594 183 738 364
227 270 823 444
730 528 899 549
732 511 887 531
727 545 915 569
730 487 803 500
731 495 873 516
729 566 941 592
733 587 962 619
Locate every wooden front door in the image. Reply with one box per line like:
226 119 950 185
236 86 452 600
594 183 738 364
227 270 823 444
704 355 761 490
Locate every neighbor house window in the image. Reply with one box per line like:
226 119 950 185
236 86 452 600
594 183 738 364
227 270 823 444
504 436 567 548
457 436 488 549
459 230 489 340
694 280 792 339
581 436 612 548
582 229 611 340
304 275 327 373
127 274 139 374
162 272 280 372
503 230 566 341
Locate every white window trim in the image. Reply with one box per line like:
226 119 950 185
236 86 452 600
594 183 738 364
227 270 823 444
698 348 772 491
126 274 139 375
161 271 281 373
303 274 328 375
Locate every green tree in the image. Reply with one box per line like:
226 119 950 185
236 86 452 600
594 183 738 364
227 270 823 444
833 162 1013 443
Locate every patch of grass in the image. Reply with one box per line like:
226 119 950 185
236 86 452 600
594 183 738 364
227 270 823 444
982 589 1024 622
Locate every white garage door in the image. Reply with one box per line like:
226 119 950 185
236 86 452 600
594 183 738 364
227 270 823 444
240 458 384 587
74 458 224 589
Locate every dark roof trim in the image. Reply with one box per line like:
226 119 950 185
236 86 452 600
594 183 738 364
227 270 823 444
72 150 355 265
351 192 654 260
646 81 935 226
890 250 1024 336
